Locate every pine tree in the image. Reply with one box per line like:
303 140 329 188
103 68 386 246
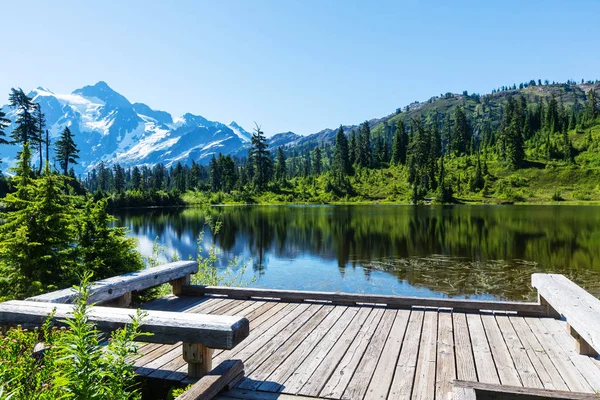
357 121 372 168
113 164 126 193
332 126 351 182
8 88 37 146
451 106 471 156
249 124 272 191
54 126 80 175
274 147 287 182
469 152 485 192
34 103 46 174
586 89 598 122
0 108 10 146
313 147 322 175
131 166 142 190
348 130 357 165
209 154 220 191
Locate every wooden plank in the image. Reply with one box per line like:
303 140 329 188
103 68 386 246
388 310 425 400
319 308 385 399
454 380 600 399
532 273 600 355
149 301 271 381
481 314 522 386
540 318 600 392
452 387 477 400
508 316 569 391
28 261 198 304
525 317 593 393
453 313 477 382
175 359 244 400
436 311 456 400
343 309 397 400
495 315 543 388
257 306 347 392
411 310 439 400
0 300 249 350
183 285 546 315
239 305 334 390
219 388 323 400
282 307 363 395
364 309 411 400
467 313 500 385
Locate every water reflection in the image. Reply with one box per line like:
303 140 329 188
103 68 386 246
115 205 600 301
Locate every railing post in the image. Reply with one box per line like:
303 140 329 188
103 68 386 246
171 274 191 296
182 342 213 378
538 295 560 318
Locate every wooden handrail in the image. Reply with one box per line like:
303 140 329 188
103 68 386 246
27 261 198 306
532 273 600 356
180 285 547 316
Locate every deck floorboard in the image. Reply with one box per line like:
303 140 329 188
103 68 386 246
133 296 600 399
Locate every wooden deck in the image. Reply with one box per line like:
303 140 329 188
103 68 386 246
134 295 600 399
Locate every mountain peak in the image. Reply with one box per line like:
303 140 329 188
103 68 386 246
72 81 131 108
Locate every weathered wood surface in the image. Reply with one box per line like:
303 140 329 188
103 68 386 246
0 300 248 349
27 261 198 304
175 359 244 400
453 380 600 399
532 273 600 356
181 285 547 315
126 294 600 399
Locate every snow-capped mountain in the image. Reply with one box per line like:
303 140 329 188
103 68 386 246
0 81 253 173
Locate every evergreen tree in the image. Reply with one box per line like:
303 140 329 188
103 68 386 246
274 147 287 182
0 109 10 146
348 130 357 165
586 89 598 122
209 154 220 192
113 164 126 193
34 103 46 174
469 153 485 192
131 166 142 190
451 106 471 156
502 97 525 169
54 126 79 175
332 125 351 181
358 121 372 168
313 147 322 175
249 124 272 191
8 88 37 146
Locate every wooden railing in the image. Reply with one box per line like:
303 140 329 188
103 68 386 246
27 260 198 306
532 273 600 357
181 285 548 316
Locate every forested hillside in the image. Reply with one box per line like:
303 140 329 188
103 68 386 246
75 79 600 205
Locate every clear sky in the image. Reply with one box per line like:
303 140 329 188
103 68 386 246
1 0 599 136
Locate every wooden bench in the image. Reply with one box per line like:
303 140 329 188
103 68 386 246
0 300 249 378
532 273 600 357
27 261 198 306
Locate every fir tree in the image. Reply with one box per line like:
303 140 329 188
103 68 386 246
8 88 37 146
0 108 10 146
586 89 598 122
249 124 272 191
54 126 80 175
131 166 142 190
209 154 220 192
313 147 322 175
348 130 357 165
451 106 471 156
274 147 287 182
357 121 372 168
332 125 351 182
34 103 46 174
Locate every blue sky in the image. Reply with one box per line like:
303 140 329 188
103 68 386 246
1 0 598 136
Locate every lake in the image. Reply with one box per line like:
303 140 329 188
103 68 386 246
115 205 600 301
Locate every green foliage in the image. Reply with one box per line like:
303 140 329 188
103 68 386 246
0 274 147 399
0 148 143 301
54 127 80 176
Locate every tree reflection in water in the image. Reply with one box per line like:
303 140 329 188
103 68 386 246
116 205 600 300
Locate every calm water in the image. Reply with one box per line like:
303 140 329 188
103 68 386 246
115 205 600 301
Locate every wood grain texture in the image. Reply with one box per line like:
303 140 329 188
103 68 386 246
454 380 600 399
532 273 600 355
175 359 244 400
0 300 248 349
28 261 198 304
183 285 545 315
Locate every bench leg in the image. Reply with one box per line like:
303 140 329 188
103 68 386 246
171 274 191 296
566 323 599 357
182 342 213 379
539 295 561 318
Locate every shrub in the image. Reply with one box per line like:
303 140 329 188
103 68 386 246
551 190 564 201
0 274 148 399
